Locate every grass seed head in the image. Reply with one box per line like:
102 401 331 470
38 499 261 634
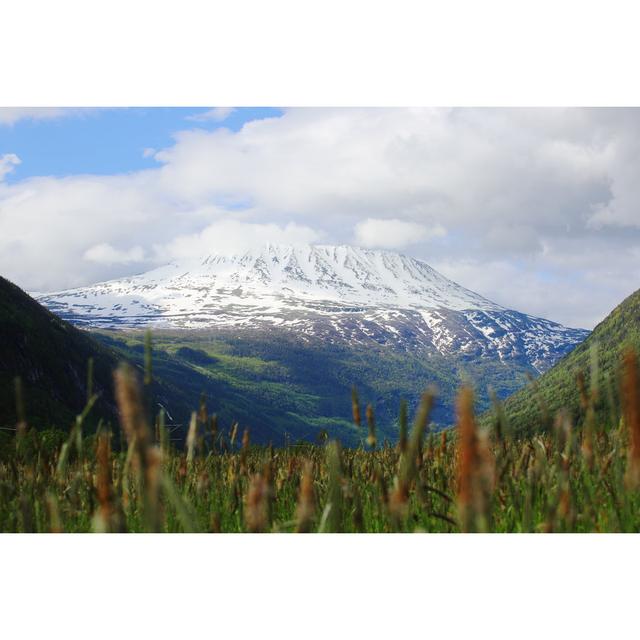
366 404 377 449
456 386 493 532
623 349 640 488
295 460 316 533
245 473 269 533
351 387 361 428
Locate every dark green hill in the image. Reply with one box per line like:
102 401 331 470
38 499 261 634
496 288 640 435
0 276 121 430
0 277 245 441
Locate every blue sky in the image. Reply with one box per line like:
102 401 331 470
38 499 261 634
0 107 283 181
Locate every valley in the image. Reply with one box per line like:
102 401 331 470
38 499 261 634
28 243 589 442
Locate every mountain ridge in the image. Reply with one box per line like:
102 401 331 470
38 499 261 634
36 243 588 374
36 244 588 373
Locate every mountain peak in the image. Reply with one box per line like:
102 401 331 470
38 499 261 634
187 242 501 312
35 243 588 373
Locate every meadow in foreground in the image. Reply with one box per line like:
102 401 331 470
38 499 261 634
1 346 640 534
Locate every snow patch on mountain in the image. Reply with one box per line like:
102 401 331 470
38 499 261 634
35 244 588 373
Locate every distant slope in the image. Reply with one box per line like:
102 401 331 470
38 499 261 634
497 288 640 435
37 244 588 374
93 323 552 445
96 331 364 446
0 276 121 429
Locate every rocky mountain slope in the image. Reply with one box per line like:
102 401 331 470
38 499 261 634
37 244 588 374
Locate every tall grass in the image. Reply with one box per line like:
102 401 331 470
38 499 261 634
2 349 640 533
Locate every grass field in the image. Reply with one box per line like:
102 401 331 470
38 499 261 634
2 339 640 534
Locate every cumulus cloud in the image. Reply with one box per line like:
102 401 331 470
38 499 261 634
186 107 235 123
157 219 321 260
431 258 632 330
354 218 446 249
2 107 640 327
0 170 222 291
0 154 21 181
84 243 145 265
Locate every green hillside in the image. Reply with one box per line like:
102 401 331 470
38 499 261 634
497 288 640 435
95 328 535 446
0 276 121 430
0 277 205 437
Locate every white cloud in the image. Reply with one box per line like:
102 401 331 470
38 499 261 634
2 107 640 328
0 108 88 126
142 147 156 158
432 259 615 330
84 243 145 265
354 218 446 249
0 154 21 181
158 219 321 260
186 107 235 123
0 171 191 291
150 108 616 238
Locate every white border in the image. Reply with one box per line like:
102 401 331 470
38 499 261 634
2 0 640 106
0 534 637 639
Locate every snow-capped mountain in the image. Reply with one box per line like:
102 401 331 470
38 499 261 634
36 244 588 373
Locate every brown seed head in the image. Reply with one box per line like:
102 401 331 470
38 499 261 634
623 349 640 488
456 387 494 532
114 364 150 451
295 461 316 533
245 473 269 533
366 404 377 449
351 387 361 427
